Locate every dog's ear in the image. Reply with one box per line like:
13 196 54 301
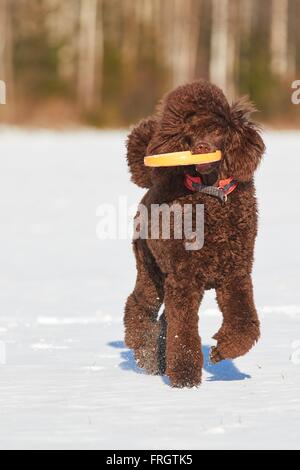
220 97 265 182
126 118 156 188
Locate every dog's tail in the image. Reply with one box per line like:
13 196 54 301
126 118 156 188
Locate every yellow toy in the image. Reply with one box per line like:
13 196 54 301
144 150 222 167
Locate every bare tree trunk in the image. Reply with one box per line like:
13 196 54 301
287 0 299 78
97 0 104 106
121 0 139 66
240 0 254 37
177 0 201 86
238 0 254 85
138 0 153 24
45 0 79 83
271 0 289 77
161 0 201 88
170 0 186 87
209 0 235 99
77 0 98 112
226 1 236 100
210 0 228 91
152 0 162 48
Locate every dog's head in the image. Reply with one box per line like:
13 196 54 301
127 80 265 187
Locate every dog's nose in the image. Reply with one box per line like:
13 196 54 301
193 142 214 154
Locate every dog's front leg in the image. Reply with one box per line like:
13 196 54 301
164 275 204 388
211 274 260 363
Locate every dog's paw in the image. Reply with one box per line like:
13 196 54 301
210 322 260 363
167 361 202 388
168 371 202 389
210 346 225 364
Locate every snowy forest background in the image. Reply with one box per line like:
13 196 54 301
0 0 300 128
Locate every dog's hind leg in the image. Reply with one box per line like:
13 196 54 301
124 239 165 374
211 275 260 363
164 275 204 388
157 310 167 375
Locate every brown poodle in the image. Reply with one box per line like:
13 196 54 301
124 80 265 388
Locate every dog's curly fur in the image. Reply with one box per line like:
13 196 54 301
124 80 265 388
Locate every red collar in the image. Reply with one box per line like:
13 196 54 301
184 174 238 203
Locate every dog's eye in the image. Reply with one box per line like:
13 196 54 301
186 112 196 121
184 136 193 147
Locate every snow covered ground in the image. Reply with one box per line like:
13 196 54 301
0 128 299 450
